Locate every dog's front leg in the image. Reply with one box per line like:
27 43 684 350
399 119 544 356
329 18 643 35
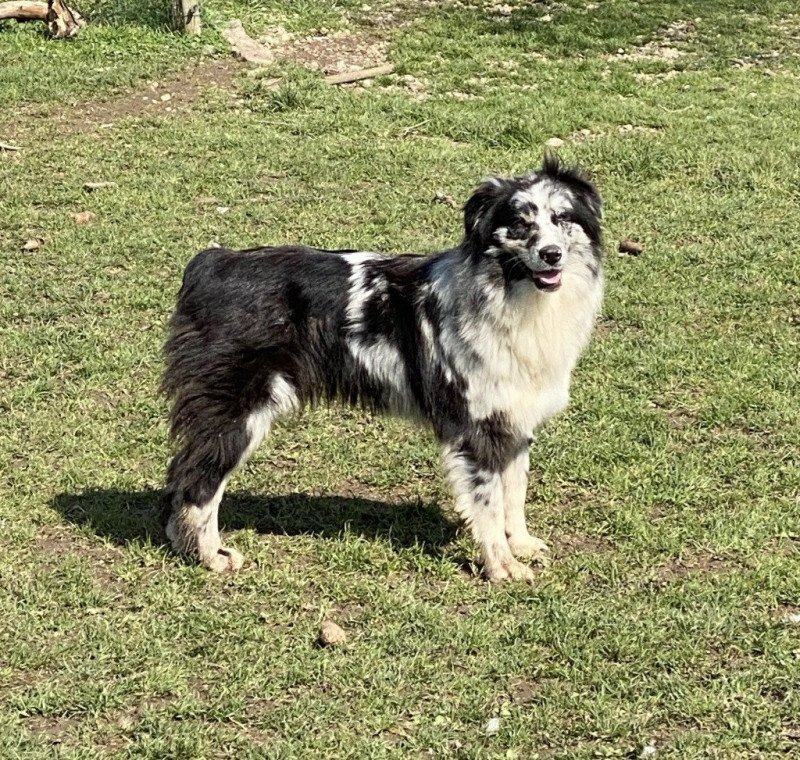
442 444 536 582
501 446 550 563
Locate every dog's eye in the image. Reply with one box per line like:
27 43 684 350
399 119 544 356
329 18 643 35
509 221 533 239
552 211 574 225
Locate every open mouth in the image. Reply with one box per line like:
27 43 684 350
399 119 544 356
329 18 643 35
531 269 563 291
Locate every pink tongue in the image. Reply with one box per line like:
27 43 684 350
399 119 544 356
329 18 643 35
537 270 562 285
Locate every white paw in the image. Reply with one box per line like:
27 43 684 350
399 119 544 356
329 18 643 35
507 534 551 564
484 556 537 583
203 546 244 573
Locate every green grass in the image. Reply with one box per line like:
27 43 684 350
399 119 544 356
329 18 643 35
1 1 799 757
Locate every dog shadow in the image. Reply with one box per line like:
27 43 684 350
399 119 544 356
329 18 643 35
50 487 459 557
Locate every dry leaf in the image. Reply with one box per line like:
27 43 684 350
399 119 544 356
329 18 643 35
618 239 644 255
73 211 97 224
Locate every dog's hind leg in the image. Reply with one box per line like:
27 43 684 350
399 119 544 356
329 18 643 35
501 446 550 563
164 408 271 572
442 444 536 583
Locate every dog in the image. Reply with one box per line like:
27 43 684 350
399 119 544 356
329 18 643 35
162 155 603 581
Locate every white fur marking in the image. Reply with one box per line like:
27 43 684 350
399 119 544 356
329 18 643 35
241 375 299 465
342 251 381 265
344 259 411 409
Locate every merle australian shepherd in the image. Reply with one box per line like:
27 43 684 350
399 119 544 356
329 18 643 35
162 155 603 582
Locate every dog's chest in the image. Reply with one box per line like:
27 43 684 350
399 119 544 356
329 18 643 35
462 274 602 433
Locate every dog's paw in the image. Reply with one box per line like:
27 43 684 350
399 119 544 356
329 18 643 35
507 534 551 564
484 557 537 583
202 546 244 573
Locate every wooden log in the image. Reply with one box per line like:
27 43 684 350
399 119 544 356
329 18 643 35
0 0 83 37
0 1 47 21
46 0 83 38
174 0 200 36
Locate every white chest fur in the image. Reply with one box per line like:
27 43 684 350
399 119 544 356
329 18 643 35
463 267 603 435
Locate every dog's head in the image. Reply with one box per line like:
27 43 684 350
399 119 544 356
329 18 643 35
463 155 602 291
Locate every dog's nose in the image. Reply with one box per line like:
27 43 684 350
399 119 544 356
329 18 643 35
538 245 562 266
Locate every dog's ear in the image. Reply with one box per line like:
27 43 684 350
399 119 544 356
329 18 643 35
568 172 602 221
541 152 602 219
463 178 507 246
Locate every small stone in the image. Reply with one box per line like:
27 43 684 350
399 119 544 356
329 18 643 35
21 238 43 252
72 211 96 224
545 137 565 148
485 717 501 736
160 93 172 102
783 612 800 624
215 206 230 215
618 239 644 255
318 620 347 647
641 745 657 758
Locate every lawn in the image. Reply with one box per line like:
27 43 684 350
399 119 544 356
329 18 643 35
1 1 799 757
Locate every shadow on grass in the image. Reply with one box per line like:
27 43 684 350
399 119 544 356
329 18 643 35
51 487 458 556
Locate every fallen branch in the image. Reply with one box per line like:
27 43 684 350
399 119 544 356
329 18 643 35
0 141 21 151
324 64 394 85
222 20 274 65
247 64 395 88
0 0 84 38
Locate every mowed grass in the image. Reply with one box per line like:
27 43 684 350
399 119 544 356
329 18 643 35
1 1 799 757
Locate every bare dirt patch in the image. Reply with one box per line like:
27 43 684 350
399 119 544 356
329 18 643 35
508 678 543 705
607 19 698 62
23 713 82 747
553 532 612 558
36 526 125 592
650 552 733 586
3 58 241 140
68 59 239 130
276 31 389 75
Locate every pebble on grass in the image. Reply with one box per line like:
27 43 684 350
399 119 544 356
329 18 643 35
318 620 347 647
